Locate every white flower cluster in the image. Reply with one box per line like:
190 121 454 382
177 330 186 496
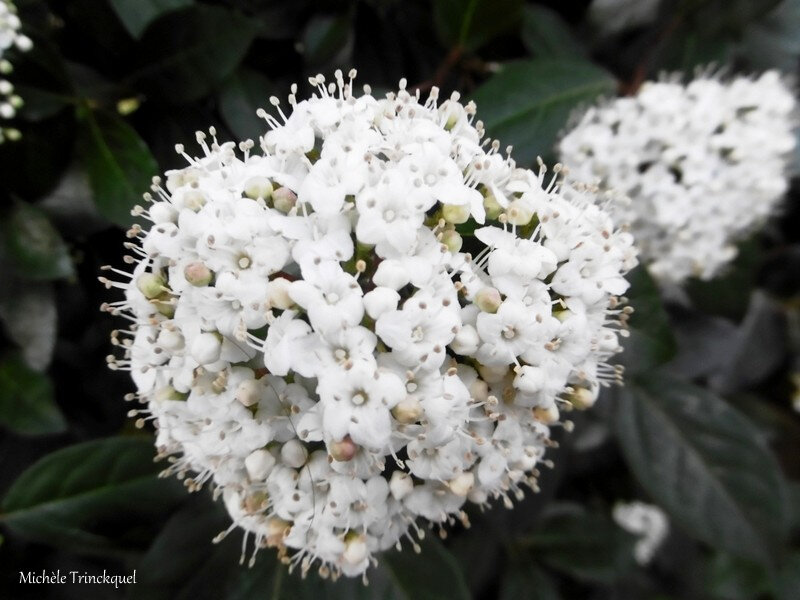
559 71 797 284
103 70 636 580
0 0 31 142
612 501 669 565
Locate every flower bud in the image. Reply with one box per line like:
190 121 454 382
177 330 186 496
266 518 291 547
506 199 534 226
245 448 276 480
329 436 358 462
477 363 508 383
553 308 572 322
450 324 479 355
149 201 177 224
136 272 167 299
157 328 184 351
447 472 475 496
568 386 597 410
363 287 401 319
343 533 368 566
483 192 504 220
475 287 502 313
442 203 470 224
182 189 207 211
533 403 559 424
266 277 294 310
514 366 546 395
391 396 422 424
389 471 413 500
244 176 273 200
154 386 188 402
373 261 410 290
190 332 222 365
236 379 262 407
272 186 297 213
244 490 268 514
440 229 463 252
184 262 213 286
469 377 489 402
280 439 308 468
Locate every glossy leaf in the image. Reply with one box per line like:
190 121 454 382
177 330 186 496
132 497 278 600
433 0 522 51
740 0 800 70
611 373 791 564
498 561 560 600
218 68 280 141
523 506 636 583
471 59 616 165
78 109 158 228
708 291 787 394
0 437 186 553
0 354 65 435
619 266 677 375
1 202 74 281
381 536 471 600
521 5 586 59
131 5 259 104
109 0 194 38
302 13 352 67
773 553 800 600
704 553 771 600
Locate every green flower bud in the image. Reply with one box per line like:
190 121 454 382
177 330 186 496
442 203 471 224
244 176 274 200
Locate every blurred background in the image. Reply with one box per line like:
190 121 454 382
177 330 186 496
0 0 799 598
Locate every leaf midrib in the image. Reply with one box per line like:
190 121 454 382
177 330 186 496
483 79 613 131
632 383 773 557
1 471 165 522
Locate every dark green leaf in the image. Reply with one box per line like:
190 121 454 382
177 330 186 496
686 0 783 36
433 0 523 51
1 202 74 280
471 59 616 166
133 496 281 600
610 373 791 564
498 561 560 600
302 14 352 67
686 238 762 321
523 506 636 583
78 109 158 228
619 266 677 375
740 0 800 70
773 553 800 600
665 307 739 381
218 68 280 141
0 280 57 372
131 5 259 104
381 536 471 600
0 437 186 554
0 354 65 435
108 0 194 38
709 292 787 394
38 165 109 237
521 5 586 59
704 553 771 600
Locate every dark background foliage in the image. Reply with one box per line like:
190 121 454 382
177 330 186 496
0 0 799 598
